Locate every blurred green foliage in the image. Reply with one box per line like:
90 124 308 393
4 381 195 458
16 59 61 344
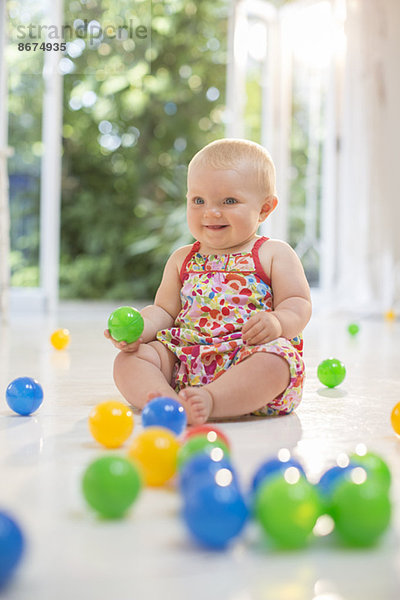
8 0 228 299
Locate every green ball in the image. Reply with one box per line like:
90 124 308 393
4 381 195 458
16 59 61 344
331 469 391 546
349 451 391 492
177 435 230 470
254 471 321 549
317 357 346 388
108 306 144 343
82 456 142 518
347 323 360 336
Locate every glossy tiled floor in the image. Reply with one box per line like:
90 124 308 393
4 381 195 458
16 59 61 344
1 301 400 600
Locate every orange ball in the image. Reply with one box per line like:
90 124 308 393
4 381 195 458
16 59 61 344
89 400 134 449
50 328 70 350
390 402 400 435
127 427 180 486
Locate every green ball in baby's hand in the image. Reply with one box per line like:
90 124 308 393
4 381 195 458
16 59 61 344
108 306 144 343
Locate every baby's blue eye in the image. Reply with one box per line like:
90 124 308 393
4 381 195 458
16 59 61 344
224 197 238 205
193 197 205 205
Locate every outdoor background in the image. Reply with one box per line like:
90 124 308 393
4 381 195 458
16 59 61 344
8 0 316 302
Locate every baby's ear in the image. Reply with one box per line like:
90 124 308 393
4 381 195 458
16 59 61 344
260 195 278 221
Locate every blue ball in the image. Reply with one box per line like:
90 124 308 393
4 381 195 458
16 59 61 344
6 377 43 416
0 512 25 589
182 476 248 549
142 396 187 435
179 453 237 494
318 464 358 499
251 456 306 497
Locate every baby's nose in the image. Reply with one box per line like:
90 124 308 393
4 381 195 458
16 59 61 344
205 206 222 218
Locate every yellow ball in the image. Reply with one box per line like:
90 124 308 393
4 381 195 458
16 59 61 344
88 400 134 449
50 328 70 350
384 309 396 321
127 427 180 486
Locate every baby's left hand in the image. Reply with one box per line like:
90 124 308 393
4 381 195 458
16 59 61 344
242 312 282 346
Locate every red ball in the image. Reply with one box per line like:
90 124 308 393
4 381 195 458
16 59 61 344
183 424 230 449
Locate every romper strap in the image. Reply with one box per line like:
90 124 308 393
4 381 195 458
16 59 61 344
252 236 271 286
179 241 200 282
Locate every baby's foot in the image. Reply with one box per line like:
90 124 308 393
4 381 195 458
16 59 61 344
146 390 181 404
178 387 213 426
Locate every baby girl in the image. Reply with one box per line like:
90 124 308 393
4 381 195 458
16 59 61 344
105 138 311 425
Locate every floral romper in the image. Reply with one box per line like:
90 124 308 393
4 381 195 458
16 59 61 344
156 236 305 415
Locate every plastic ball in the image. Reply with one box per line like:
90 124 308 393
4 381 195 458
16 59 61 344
384 309 396 321
349 450 391 492
5 377 43 416
127 427 180 486
390 402 400 435
107 306 144 343
50 328 70 350
183 424 231 449
0 512 25 589
82 456 142 518
254 468 321 549
318 464 355 497
142 396 187 436
177 435 230 471
182 476 248 549
317 358 346 388
88 400 134 449
251 456 306 497
330 467 391 546
317 464 359 513
347 323 360 336
179 453 237 495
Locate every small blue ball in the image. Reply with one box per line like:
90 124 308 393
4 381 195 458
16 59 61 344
251 456 306 497
318 464 359 499
142 396 187 435
179 453 237 494
6 377 43 416
182 476 248 549
0 512 25 589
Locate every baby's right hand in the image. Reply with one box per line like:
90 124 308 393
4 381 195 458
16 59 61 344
103 329 142 353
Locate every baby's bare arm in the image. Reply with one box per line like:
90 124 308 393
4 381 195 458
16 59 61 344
269 241 311 338
104 246 189 352
242 240 311 345
104 304 173 352
153 245 190 321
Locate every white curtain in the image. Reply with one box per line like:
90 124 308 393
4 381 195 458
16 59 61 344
334 0 400 313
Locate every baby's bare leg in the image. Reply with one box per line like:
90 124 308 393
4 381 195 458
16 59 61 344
113 341 179 410
180 352 290 424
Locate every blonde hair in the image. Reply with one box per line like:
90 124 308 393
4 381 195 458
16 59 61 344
188 138 277 196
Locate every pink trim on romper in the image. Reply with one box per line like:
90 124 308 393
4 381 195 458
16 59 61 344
179 241 201 283
180 238 271 285
251 236 271 287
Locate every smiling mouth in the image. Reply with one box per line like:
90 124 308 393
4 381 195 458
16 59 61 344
204 225 228 230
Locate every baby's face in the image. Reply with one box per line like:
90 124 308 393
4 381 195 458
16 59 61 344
186 161 275 253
